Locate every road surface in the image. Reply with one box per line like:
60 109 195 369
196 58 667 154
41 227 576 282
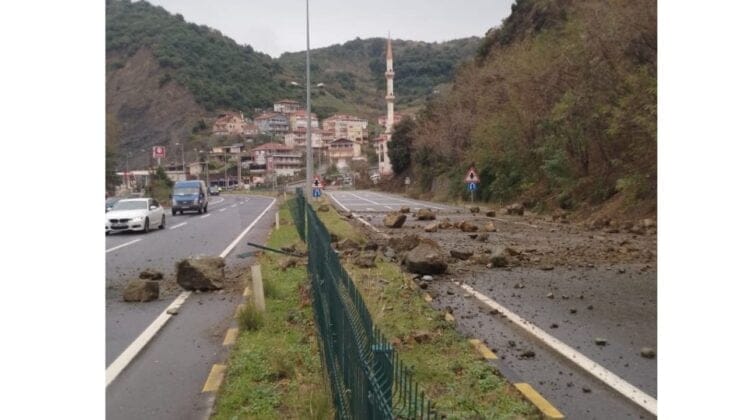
106 194 277 420
327 189 657 419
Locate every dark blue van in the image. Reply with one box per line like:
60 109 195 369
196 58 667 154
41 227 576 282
171 180 209 215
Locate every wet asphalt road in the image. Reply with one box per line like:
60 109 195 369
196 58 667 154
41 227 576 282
327 189 657 419
105 194 277 420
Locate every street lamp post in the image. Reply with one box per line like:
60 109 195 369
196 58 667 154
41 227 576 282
305 0 312 197
175 142 186 180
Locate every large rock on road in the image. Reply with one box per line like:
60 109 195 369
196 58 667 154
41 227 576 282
176 256 225 291
123 279 159 302
384 212 407 228
416 208 436 221
405 239 448 274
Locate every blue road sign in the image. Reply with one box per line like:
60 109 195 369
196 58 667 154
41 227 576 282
468 182 477 192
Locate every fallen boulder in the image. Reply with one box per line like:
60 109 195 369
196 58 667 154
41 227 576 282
278 257 300 270
490 246 508 267
642 218 657 229
469 206 480 214
459 221 479 232
354 252 377 268
485 210 496 217
506 203 525 215
483 222 497 232
176 256 225 291
416 208 436 221
384 212 407 228
389 234 420 252
123 279 159 302
139 269 163 280
438 219 453 229
405 239 448 274
336 238 361 251
424 222 439 233
399 206 411 214
450 250 473 260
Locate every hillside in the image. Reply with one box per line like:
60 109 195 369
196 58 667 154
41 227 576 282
277 37 480 120
404 0 657 220
106 0 480 167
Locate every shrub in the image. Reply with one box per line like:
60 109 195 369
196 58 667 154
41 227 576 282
237 302 264 331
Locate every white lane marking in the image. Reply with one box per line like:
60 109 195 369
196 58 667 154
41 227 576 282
106 291 191 386
219 198 276 258
327 192 387 237
169 222 187 230
106 197 277 387
456 281 657 416
219 208 227 213
327 192 350 212
347 192 393 210
200 214 211 219
209 197 225 206
105 238 141 253
230 204 237 208
366 207 375 211
364 191 447 210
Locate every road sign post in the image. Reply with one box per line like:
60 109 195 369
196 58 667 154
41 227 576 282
464 166 480 203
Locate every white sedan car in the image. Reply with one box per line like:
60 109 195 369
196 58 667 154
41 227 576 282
106 198 165 235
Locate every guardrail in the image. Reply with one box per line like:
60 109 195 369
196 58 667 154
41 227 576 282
290 189 439 419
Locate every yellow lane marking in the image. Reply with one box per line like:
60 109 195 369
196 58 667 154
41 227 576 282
514 383 565 419
444 312 455 322
469 339 497 360
223 328 239 346
234 304 245 319
423 293 433 303
202 364 227 393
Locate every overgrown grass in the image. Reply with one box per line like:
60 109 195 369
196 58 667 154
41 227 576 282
315 205 539 419
211 204 332 420
309 198 366 245
236 302 264 332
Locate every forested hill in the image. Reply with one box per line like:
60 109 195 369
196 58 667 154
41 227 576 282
277 37 480 118
405 0 657 220
106 0 286 112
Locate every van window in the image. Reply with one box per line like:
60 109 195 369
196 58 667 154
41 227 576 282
173 187 199 195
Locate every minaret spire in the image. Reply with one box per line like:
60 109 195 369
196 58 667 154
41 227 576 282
378 33 395 175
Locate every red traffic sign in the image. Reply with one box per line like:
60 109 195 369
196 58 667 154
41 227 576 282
464 166 480 184
152 146 166 159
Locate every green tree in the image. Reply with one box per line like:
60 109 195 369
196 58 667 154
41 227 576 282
388 117 416 174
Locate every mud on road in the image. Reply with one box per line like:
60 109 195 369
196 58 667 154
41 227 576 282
348 206 657 419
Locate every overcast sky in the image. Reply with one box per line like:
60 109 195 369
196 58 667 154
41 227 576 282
142 0 515 57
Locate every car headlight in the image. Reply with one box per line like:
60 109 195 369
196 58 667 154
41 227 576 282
131 216 144 222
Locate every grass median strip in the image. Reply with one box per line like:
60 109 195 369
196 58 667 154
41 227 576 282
314 200 539 418
211 204 332 420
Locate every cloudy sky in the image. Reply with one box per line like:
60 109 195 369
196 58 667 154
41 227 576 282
143 0 515 57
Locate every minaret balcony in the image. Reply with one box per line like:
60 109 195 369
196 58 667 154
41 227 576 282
385 70 394 77
385 94 395 100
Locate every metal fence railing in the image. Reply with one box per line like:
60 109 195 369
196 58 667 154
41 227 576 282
290 189 440 419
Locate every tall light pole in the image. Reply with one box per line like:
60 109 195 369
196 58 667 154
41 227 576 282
175 141 186 180
304 0 313 197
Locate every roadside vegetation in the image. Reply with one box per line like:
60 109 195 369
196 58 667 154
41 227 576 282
211 204 332 419
313 201 538 418
400 0 656 220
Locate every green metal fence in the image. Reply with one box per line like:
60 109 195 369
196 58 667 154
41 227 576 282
290 189 440 419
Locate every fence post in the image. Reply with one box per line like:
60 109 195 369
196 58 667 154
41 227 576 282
251 264 265 311
275 212 280 229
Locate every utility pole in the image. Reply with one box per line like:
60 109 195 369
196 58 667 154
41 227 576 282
237 150 242 189
304 0 313 197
